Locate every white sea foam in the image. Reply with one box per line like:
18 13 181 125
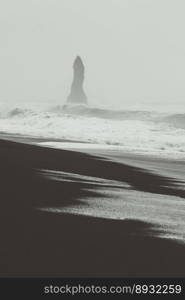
0 104 185 158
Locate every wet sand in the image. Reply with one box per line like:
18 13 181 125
0 137 185 277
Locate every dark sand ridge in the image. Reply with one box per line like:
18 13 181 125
0 139 185 277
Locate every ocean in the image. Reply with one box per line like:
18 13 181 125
0 102 185 159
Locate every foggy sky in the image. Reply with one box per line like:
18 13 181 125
0 0 185 108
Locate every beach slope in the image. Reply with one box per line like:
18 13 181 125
0 139 185 277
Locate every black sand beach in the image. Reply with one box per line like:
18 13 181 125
1 138 185 277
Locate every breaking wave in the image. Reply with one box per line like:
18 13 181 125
0 104 185 158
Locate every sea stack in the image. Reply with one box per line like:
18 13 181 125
67 56 87 105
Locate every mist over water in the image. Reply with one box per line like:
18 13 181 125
0 99 185 159
0 0 185 159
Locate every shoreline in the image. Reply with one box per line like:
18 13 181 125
0 131 185 163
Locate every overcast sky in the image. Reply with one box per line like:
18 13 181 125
0 0 185 108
